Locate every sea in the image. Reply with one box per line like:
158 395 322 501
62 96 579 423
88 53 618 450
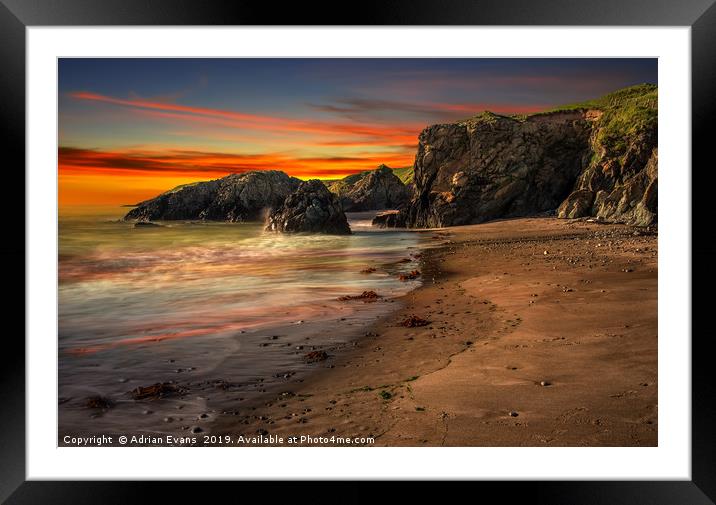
58 206 427 440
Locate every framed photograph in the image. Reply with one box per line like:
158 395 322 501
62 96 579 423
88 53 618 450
3 0 714 502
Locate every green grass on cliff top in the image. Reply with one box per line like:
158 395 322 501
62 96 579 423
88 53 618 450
544 83 657 114
460 83 657 156
391 166 414 184
581 84 656 152
536 83 658 153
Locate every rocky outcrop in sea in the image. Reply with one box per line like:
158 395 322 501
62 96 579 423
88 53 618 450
124 170 301 222
372 210 407 228
265 179 351 235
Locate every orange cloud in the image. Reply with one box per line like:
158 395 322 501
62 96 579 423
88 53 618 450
70 91 424 142
71 91 276 123
59 147 413 177
58 146 415 207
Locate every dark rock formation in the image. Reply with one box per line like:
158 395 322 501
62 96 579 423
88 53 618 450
327 165 410 211
406 111 593 227
557 90 658 226
372 210 407 228
396 84 657 228
265 179 351 235
592 148 657 226
124 170 301 222
557 190 595 220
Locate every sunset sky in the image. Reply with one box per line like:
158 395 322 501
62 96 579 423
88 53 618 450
58 58 657 207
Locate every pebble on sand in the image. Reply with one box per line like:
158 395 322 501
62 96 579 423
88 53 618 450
85 395 113 410
398 270 421 281
130 382 180 400
338 290 382 302
400 315 431 327
304 350 329 362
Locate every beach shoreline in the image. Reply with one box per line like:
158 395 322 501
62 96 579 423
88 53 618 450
57 213 431 444
210 217 658 446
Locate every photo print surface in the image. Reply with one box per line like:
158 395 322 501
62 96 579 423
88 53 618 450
58 58 658 447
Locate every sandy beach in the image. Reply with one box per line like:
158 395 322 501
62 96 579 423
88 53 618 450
211 217 658 446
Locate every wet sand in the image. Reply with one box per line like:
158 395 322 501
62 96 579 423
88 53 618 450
212 217 658 446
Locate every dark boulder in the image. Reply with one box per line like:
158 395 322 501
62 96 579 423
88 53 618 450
557 190 595 219
265 180 351 235
372 210 407 228
133 221 163 228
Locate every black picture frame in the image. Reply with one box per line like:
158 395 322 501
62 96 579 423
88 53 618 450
2 1 713 503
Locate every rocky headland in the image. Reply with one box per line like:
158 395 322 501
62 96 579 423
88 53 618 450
124 170 301 222
326 164 411 212
393 84 657 229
